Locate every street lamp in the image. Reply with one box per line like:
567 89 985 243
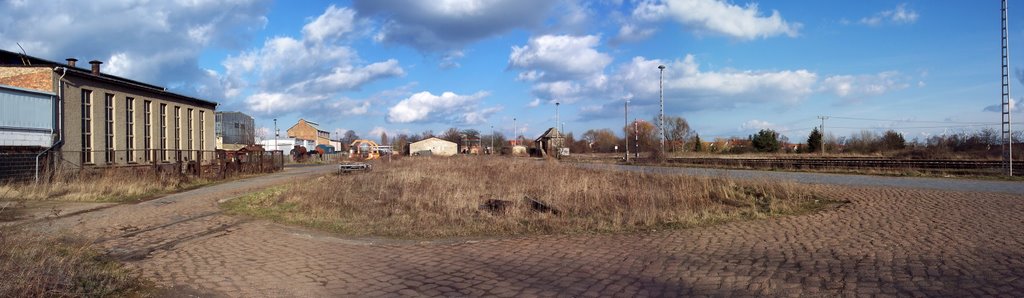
273 118 278 150
555 102 560 136
490 125 494 154
513 117 517 146
624 98 629 162
658 64 666 155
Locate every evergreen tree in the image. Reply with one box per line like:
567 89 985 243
806 127 822 154
751 129 782 152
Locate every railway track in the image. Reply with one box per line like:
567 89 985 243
664 157 1023 172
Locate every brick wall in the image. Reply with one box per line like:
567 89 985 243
0 152 39 182
0 67 51 92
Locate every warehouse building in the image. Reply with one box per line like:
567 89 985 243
0 49 217 169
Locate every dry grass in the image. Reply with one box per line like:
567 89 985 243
0 169 211 203
0 228 152 297
225 157 835 238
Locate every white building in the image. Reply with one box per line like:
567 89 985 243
409 137 457 156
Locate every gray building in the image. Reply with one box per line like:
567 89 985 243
215 111 255 146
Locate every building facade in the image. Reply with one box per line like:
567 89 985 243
215 111 255 147
286 119 330 146
0 50 217 167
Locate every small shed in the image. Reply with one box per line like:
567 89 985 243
409 137 457 156
534 127 565 158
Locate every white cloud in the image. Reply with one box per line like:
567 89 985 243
328 99 372 115
740 119 776 131
527 98 541 108
509 34 612 103
245 92 326 115
217 5 404 116
611 0 665 44
509 35 612 80
387 91 491 123
860 3 918 26
354 0 555 52
302 5 357 43
661 0 801 40
612 23 658 44
820 71 909 99
614 55 817 109
462 106 504 125
0 0 270 88
439 50 465 69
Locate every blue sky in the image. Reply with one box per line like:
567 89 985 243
2 0 1020 142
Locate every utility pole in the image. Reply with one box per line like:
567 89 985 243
818 116 829 156
658 65 667 155
634 119 639 159
624 99 629 162
490 125 494 155
1002 0 1014 176
273 118 278 150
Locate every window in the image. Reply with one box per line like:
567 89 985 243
199 111 205 151
144 100 152 162
81 89 92 164
187 108 193 159
126 97 135 162
105 93 114 164
160 103 167 161
174 106 181 151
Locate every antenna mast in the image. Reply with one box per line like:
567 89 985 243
1002 0 1014 176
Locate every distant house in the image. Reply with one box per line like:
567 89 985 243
286 119 329 146
409 137 457 156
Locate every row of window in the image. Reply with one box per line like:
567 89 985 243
80 89 206 164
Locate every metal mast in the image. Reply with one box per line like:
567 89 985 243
658 65 667 155
1002 0 1014 176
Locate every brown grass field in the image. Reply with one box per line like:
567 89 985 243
0 170 212 203
0 228 152 297
224 157 837 238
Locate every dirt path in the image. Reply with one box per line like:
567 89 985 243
23 164 1024 296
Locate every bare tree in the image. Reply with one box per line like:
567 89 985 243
664 116 693 152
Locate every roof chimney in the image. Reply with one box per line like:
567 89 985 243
66 58 77 67
88 60 102 75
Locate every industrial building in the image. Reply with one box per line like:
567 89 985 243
0 49 217 172
409 137 457 156
286 119 330 147
215 111 255 149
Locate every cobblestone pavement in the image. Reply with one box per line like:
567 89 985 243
27 165 1024 297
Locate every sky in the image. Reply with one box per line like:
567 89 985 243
1 0 1021 143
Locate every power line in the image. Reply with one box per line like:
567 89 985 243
830 124 998 130
828 116 995 125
